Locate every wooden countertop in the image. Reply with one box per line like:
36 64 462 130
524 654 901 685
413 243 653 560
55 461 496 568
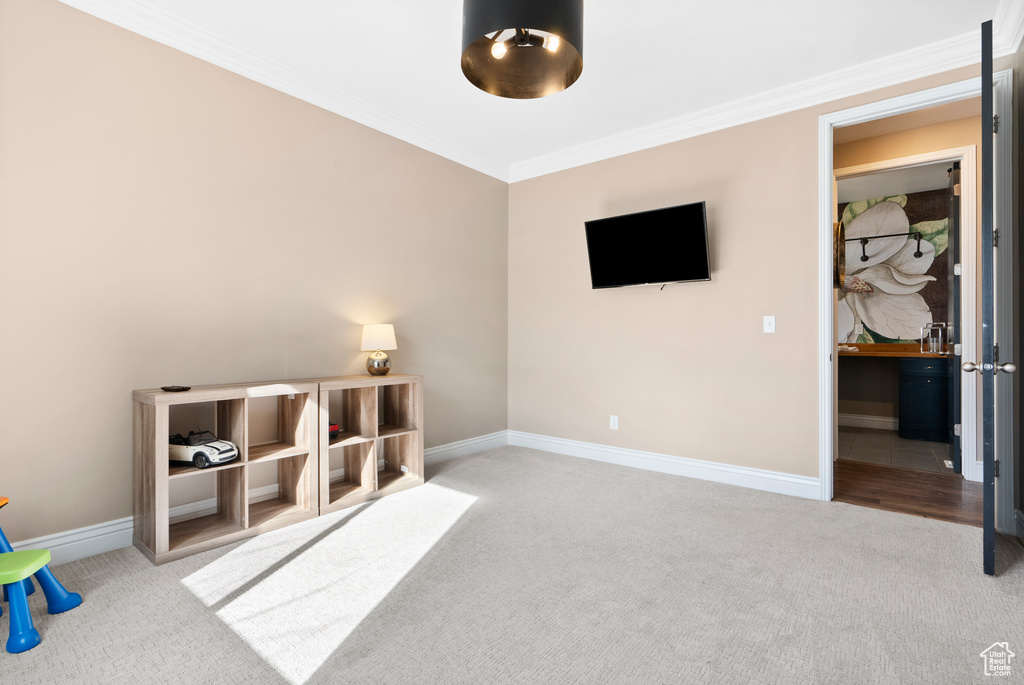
838 343 948 359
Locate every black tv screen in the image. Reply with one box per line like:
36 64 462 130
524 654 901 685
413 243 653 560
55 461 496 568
584 201 711 289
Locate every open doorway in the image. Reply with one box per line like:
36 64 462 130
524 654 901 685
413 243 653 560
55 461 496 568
832 148 982 525
817 72 1015 534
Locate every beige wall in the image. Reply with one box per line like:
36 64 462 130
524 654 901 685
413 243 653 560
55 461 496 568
507 67 989 479
508 114 821 476
0 0 509 541
834 116 983 168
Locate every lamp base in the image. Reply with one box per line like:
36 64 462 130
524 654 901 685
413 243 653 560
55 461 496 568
366 350 391 376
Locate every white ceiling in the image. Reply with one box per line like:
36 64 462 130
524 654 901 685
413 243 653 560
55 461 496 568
60 0 1024 182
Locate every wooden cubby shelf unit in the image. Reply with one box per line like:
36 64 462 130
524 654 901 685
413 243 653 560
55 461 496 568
133 381 319 565
319 374 424 515
134 374 424 565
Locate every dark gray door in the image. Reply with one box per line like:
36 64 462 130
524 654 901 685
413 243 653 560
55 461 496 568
977 20 996 575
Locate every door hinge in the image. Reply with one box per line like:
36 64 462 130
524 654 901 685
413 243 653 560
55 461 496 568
993 229 1000 247
954 343 962 356
953 183 961 196
994 460 1000 478
993 114 1000 133
954 423 962 437
953 263 962 276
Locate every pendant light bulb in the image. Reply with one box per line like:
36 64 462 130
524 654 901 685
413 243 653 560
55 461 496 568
461 0 584 99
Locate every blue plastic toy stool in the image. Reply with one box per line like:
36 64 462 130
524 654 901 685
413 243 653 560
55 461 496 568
0 497 34 602
0 549 51 653
0 496 82 650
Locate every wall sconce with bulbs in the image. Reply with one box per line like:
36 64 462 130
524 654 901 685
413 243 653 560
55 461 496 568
361 324 397 376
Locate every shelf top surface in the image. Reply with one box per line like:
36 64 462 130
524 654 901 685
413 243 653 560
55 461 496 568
314 373 423 390
134 379 321 405
134 374 422 405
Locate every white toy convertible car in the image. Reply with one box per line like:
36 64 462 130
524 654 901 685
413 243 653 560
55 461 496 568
169 431 239 469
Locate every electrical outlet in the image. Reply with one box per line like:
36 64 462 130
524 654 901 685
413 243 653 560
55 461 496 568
763 316 776 333
610 415 619 430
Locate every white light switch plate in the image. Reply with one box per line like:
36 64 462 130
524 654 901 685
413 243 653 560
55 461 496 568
763 316 776 333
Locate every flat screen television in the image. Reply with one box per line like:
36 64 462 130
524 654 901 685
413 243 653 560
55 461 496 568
584 201 711 289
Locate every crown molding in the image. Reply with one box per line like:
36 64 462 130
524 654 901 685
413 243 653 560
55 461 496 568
994 0 1024 55
56 0 512 181
59 1 1017 185
510 21 1017 182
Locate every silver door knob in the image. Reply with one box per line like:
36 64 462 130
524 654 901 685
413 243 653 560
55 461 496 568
961 361 1016 373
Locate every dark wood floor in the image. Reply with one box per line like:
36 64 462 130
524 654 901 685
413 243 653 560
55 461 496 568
833 460 983 526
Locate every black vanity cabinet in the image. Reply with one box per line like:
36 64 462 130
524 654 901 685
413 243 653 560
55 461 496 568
898 358 950 442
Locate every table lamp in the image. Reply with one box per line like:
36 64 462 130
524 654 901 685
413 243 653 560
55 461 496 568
361 324 397 376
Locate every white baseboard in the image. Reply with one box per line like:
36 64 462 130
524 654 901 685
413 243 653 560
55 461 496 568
9 485 287 566
507 431 821 500
10 431 511 565
425 431 509 464
838 413 899 431
11 517 134 567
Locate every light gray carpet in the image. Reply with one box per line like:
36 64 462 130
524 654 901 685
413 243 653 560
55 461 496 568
5 446 1024 684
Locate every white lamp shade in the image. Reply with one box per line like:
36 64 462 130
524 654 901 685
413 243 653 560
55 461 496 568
360 324 397 351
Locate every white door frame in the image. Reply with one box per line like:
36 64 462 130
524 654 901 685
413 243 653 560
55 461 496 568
818 72 1014 531
834 146 978 481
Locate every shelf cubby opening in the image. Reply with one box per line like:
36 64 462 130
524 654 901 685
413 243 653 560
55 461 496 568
169 459 244 479
327 441 376 505
247 453 315 529
377 383 419 438
376 434 422 495
167 399 244 475
327 387 377 446
248 393 312 462
168 466 245 552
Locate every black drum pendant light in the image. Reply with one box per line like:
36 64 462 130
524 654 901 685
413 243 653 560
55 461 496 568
461 0 583 99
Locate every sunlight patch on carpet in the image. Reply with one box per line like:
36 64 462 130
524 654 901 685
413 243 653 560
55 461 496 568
181 483 477 684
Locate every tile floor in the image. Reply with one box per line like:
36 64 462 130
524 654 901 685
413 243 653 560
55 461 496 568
837 425 956 474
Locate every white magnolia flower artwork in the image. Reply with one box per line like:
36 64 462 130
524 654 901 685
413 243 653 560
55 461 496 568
838 195 948 344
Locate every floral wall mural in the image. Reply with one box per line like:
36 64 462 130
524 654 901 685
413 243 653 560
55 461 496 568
837 189 949 344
